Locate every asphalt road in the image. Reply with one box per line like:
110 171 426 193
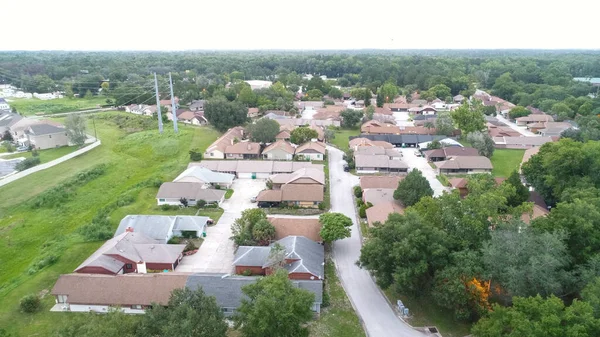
328 146 426 337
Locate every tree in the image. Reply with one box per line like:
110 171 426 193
425 84 451 101
19 294 40 313
231 208 268 246
84 89 94 99
307 76 325 92
472 295 600 337
56 310 139 337
492 72 519 101
328 87 343 99
424 121 435 130
189 149 202 161
483 105 497 116
428 139 442 149
324 128 335 143
319 212 352 243
378 82 399 103
582 277 600 317
435 112 455 136
552 102 575 120
179 197 189 207
204 97 249 132
340 109 363 128
138 287 228 337
233 270 315 337
100 82 109 96
365 105 375 120
306 89 324 101
394 169 433 206
508 106 531 119
246 118 280 143
504 170 529 207
2 130 13 141
290 127 318 145
65 114 87 146
467 131 495 158
376 92 384 107
251 219 276 245
451 102 485 135
238 85 258 107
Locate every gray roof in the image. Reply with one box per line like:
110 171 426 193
0 157 25 177
28 123 66 135
115 215 209 243
0 111 22 128
174 166 234 184
156 182 226 202
233 246 272 266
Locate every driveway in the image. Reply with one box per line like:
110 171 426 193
495 115 538 137
301 107 316 119
393 110 414 127
328 146 427 337
177 179 266 273
399 148 449 197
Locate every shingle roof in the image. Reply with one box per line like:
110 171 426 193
225 142 261 155
268 217 322 242
355 154 408 170
366 202 404 227
363 188 396 206
205 127 245 153
278 236 325 278
281 184 323 202
256 189 283 202
295 141 326 154
262 140 295 154
435 156 493 170
360 176 404 190
174 167 234 185
424 147 479 159
156 182 226 202
233 246 272 266
0 111 22 128
28 123 66 135
115 215 209 243
493 136 554 146
189 160 322 175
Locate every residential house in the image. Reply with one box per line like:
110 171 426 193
366 202 404 227
268 217 322 242
408 105 437 115
0 110 22 134
275 118 340 128
487 123 522 137
493 136 554 149
362 188 396 206
245 80 272 90
189 100 205 112
25 124 70 150
313 105 344 120
268 167 325 190
361 121 436 135
224 141 261 159
423 147 479 162
529 122 572 136
418 138 463 150
521 191 550 224
359 176 403 190
435 156 493 175
448 177 506 198
115 215 211 243
256 184 324 208
520 147 540 171
0 98 10 111
275 129 291 141
413 115 437 127
190 160 323 178
355 146 402 159
294 101 324 111
177 110 207 125
453 95 465 103
159 97 179 108
262 140 295 160
126 104 155 116
233 236 324 280
515 114 554 126
354 154 408 173
74 231 186 275
173 166 234 188
247 108 259 118
204 127 245 159
295 141 326 161
156 182 226 206
349 138 394 151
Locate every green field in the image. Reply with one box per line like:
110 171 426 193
0 112 220 336
8 97 108 116
331 128 360 152
3 145 81 164
491 149 525 178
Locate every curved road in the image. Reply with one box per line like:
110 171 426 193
328 146 426 337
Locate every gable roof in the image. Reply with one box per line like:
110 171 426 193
435 156 493 170
275 130 291 139
349 137 394 150
354 154 409 170
256 189 283 202
174 166 235 185
295 141 326 154
156 182 226 202
360 176 403 190
205 127 245 153
269 167 325 185
28 123 66 135
115 215 210 243
0 111 22 128
366 202 404 227
190 160 322 175
281 184 323 202
363 188 396 206
423 147 479 159
277 236 325 278
262 140 295 155
225 142 261 155
268 217 322 242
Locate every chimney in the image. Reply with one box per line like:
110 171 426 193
126 227 134 233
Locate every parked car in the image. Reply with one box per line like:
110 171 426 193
250 196 257 203
16 146 29 152
414 150 422 157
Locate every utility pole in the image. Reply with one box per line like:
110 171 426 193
169 72 178 133
154 73 163 133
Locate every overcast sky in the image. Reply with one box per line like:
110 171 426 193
4 0 599 51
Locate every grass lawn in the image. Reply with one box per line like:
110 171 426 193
383 289 472 337
491 149 525 178
331 128 360 152
225 189 234 199
8 97 108 116
0 112 220 336
3 145 81 164
309 259 365 337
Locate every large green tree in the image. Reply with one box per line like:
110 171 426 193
319 212 352 243
56 310 139 337
508 106 531 119
340 109 363 128
231 208 268 246
290 127 318 145
504 170 530 207
238 85 258 107
233 270 315 337
246 118 280 143
435 112 455 136
377 82 399 103
451 102 486 135
466 131 495 158
65 114 87 146
393 169 433 206
204 97 249 132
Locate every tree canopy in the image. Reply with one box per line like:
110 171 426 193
65 114 87 146
290 127 318 145
319 212 352 243
393 169 433 206
204 97 249 132
246 118 280 143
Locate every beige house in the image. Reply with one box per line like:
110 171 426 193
268 167 325 190
435 156 493 175
204 127 245 159
295 141 326 161
515 114 554 126
26 124 69 150
156 182 226 206
224 142 261 159
262 140 295 160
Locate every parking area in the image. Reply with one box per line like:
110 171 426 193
177 179 267 273
398 148 449 197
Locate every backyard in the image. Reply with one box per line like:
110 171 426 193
331 127 360 152
8 97 108 116
490 148 525 178
0 112 221 336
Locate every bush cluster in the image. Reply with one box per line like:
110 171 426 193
15 157 41 171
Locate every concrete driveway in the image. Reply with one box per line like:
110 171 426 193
399 148 449 197
328 146 427 337
393 110 414 127
177 179 266 273
301 107 316 119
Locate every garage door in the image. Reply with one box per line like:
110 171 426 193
256 173 270 179
238 173 253 179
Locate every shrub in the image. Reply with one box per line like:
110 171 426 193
189 149 202 161
196 200 207 208
161 204 178 211
31 149 39 157
181 231 197 239
116 193 135 207
4 143 15 152
215 185 221 190
353 186 363 198
179 197 189 207
321 285 330 308
242 269 253 276
168 237 181 244
184 241 196 252
16 156 41 171
20 294 41 313
359 204 367 218
151 178 163 188
356 198 364 207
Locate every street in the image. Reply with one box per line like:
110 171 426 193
328 146 426 337
399 148 449 197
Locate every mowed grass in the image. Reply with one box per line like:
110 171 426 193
331 128 360 152
0 112 220 336
8 97 108 116
491 148 525 178
309 259 365 337
3 145 81 164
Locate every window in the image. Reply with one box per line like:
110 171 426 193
126 264 133 269
49 135 52 138
189 199 196 202
210 152 214 157
131 305 142 310
159 198 165 202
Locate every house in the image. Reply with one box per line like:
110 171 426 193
521 191 550 224
233 236 324 280
173 166 235 189
115 215 211 243
0 98 10 111
126 104 155 116
294 101 324 111
521 147 541 170
350 134 447 148
159 97 179 108
224 141 261 159
74 231 186 275
349 138 394 151
515 114 554 126
359 176 403 190
262 140 295 161
25 124 70 150
295 141 326 161
448 177 505 198
355 146 402 159
384 103 419 112
417 138 463 150
0 110 22 134
453 95 465 103
363 188 396 206
156 182 226 206
493 136 554 149
275 118 340 128
530 122 573 136
256 184 324 208
204 127 245 159
435 156 493 175
177 110 207 125
190 160 323 178
247 108 259 118
189 100 205 112
51 273 189 313
354 154 408 173
268 217 322 242
408 105 437 115
423 147 479 162
268 167 325 189
275 129 291 141
366 202 404 227
413 115 437 127
487 123 522 137
313 105 344 120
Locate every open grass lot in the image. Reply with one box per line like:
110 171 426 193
3 145 81 164
331 128 360 152
491 148 525 178
0 112 220 336
384 289 472 337
8 97 108 116
309 259 365 337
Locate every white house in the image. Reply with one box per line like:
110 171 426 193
295 141 326 161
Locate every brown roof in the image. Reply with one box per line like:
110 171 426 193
281 184 323 202
360 176 403 190
177 110 205 122
521 147 541 166
268 217 322 242
224 142 261 155
493 136 554 146
160 97 179 106
521 205 549 224
366 202 404 227
373 107 393 115
276 130 291 140
435 156 493 170
424 147 480 159
355 155 409 170
448 178 468 188
256 189 283 202
270 167 325 185
263 140 295 154
516 115 554 123
314 105 344 120
205 127 245 154
488 124 522 137
51 273 188 306
363 188 396 206
349 138 394 150
296 141 326 155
